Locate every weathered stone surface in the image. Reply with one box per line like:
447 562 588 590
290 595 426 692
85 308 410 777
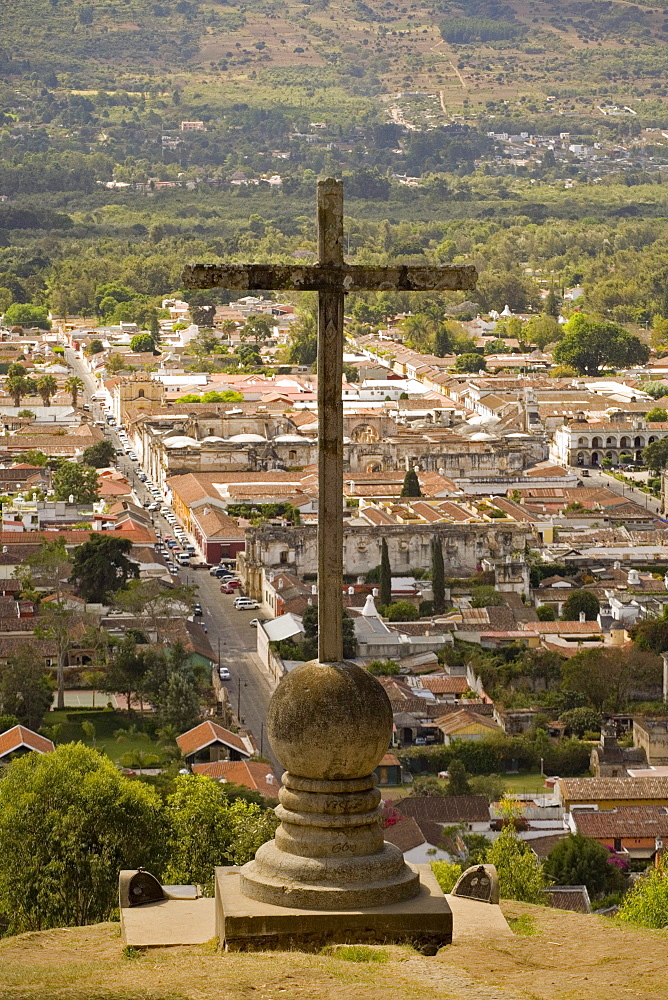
217 864 451 954
266 659 392 780
451 864 500 905
183 262 478 293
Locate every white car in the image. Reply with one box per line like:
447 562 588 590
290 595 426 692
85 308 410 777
219 666 231 681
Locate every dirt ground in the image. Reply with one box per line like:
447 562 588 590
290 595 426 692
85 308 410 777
1 901 667 1000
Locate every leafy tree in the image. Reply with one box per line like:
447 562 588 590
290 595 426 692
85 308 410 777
0 647 53 730
0 288 13 314
164 775 278 895
189 330 220 357
400 469 421 497
3 304 51 330
287 311 317 366
413 776 447 796
35 374 58 407
64 376 84 406
240 314 273 346
561 590 600 621
82 440 115 468
619 859 668 928
643 438 668 472
112 579 196 642
524 315 561 350
640 381 668 400
544 286 561 317
70 535 138 602
432 537 446 615
367 658 400 676
646 407 668 422
7 363 26 377
433 326 452 357
86 340 104 355
562 646 662 712
544 834 625 898
380 537 392 608
446 759 470 796
484 338 512 355
536 605 556 621
102 636 159 715
0 743 165 931
559 707 601 738
385 601 419 621
130 333 156 353
154 667 201 732
471 585 503 608
631 614 668 654
468 773 505 803
52 462 99 502
454 353 486 373
553 315 649 376
297 603 357 659
485 798 550 904
6 375 36 407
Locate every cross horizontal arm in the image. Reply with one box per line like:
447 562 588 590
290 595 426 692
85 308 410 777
182 262 477 293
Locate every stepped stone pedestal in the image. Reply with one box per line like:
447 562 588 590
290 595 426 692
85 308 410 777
216 659 453 953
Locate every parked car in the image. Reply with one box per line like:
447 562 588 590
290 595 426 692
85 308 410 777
148 502 161 512
227 579 242 589
220 584 235 594
249 618 266 628
219 666 231 681
192 604 203 617
235 598 259 610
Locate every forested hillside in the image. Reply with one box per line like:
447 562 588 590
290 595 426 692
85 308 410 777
0 0 667 333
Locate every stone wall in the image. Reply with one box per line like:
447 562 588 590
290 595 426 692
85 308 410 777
238 522 531 596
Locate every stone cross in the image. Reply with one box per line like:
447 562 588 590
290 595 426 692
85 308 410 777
183 178 477 662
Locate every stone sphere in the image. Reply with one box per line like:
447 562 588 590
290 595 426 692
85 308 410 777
267 660 392 780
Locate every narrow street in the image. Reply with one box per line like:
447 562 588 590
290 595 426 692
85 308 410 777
63 348 278 768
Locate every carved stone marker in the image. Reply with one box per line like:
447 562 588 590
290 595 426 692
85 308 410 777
184 180 478 947
451 864 500 905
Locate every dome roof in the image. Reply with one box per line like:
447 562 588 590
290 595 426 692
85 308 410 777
200 435 226 444
227 433 267 443
164 435 198 448
470 431 498 441
274 433 311 443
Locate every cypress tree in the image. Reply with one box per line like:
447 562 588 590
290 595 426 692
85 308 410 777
401 469 422 497
380 538 392 608
432 537 445 614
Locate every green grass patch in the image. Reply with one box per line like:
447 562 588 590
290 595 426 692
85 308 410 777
45 709 166 765
325 945 390 963
507 915 539 937
501 772 548 794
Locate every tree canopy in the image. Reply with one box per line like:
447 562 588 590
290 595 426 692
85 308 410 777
52 462 99 503
70 535 138 602
0 743 165 932
553 315 649 375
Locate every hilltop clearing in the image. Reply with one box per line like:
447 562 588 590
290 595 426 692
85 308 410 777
1 900 667 1000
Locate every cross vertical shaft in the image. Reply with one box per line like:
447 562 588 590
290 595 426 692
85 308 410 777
317 178 344 663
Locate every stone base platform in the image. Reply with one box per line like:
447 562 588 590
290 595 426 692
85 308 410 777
446 894 513 943
121 897 216 948
215 863 451 954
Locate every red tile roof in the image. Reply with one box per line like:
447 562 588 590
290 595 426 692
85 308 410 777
417 676 470 695
176 720 250 758
0 725 54 758
191 759 280 799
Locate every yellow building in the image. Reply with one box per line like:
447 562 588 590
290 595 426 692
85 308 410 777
435 709 501 745
557 776 668 812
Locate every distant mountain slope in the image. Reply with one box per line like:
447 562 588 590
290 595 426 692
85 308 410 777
0 0 667 125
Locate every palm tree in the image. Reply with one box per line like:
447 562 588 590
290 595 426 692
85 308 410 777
6 375 36 407
64 375 84 406
36 374 58 407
